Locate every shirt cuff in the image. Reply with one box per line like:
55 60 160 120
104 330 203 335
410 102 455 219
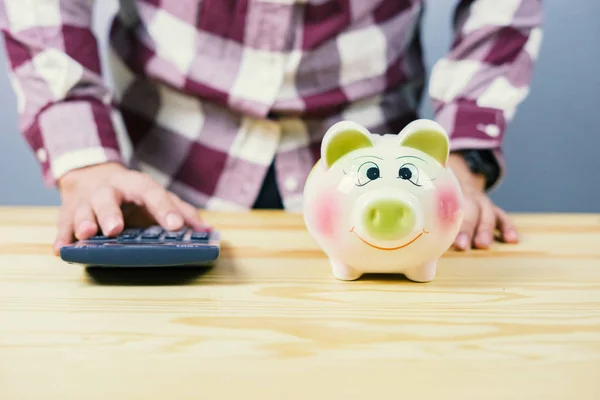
25 98 125 187
435 100 506 191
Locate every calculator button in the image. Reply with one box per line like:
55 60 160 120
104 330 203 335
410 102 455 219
141 226 163 239
87 235 110 241
120 228 142 237
117 228 142 241
190 231 209 241
164 231 185 241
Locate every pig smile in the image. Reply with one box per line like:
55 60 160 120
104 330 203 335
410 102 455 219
350 227 429 251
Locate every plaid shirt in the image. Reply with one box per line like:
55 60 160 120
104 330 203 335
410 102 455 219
0 0 542 211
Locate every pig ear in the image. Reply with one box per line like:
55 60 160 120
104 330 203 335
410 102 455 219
320 121 374 169
398 119 449 167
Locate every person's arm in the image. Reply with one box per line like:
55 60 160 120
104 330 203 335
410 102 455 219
0 0 124 186
428 0 543 249
430 0 543 189
0 1 204 253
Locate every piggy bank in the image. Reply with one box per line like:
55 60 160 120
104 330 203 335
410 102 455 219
303 119 463 282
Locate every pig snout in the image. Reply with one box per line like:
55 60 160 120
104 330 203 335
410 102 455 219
353 190 423 243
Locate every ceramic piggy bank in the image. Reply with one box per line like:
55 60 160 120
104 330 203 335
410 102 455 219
303 119 463 282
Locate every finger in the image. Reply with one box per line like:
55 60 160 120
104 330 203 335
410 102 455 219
73 203 98 240
54 205 75 255
495 207 519 243
473 196 496 249
170 193 204 229
90 187 125 236
132 178 184 231
454 196 479 251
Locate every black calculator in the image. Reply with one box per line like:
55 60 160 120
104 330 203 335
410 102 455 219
59 225 220 267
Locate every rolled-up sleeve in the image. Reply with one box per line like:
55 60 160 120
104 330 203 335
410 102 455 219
0 0 124 187
428 0 543 188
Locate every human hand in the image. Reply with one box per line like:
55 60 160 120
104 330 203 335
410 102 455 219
53 162 204 255
448 153 519 250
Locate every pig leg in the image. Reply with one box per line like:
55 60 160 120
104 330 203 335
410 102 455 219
404 259 438 283
330 258 362 281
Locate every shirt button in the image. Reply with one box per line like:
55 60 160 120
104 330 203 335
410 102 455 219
284 177 298 192
36 148 47 163
484 124 500 137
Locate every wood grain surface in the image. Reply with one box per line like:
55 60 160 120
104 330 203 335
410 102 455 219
0 207 599 399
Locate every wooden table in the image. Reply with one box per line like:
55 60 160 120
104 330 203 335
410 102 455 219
0 207 599 399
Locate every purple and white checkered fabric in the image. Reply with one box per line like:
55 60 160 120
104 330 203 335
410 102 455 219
0 0 543 211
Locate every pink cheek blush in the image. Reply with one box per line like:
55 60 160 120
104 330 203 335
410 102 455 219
436 186 461 228
312 190 340 239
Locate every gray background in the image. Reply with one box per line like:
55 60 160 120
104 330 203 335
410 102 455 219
0 0 598 211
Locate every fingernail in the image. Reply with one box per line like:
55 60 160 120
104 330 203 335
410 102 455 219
455 233 469 250
505 230 519 242
106 218 122 235
475 232 491 248
79 220 94 229
166 213 183 230
77 220 96 236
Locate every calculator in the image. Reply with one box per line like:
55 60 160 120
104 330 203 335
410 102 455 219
59 225 220 267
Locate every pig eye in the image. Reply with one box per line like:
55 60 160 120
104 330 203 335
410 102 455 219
398 163 420 186
356 161 380 186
